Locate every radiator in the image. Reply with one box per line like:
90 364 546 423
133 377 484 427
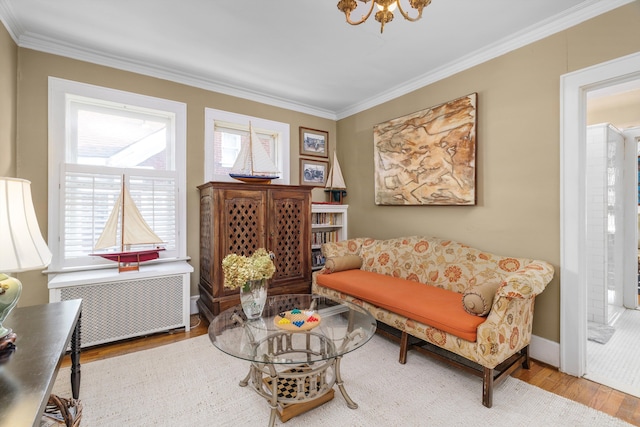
49 262 192 348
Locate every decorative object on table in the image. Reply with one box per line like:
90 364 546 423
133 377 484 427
274 309 322 331
43 394 83 427
0 177 52 358
230 122 280 184
337 0 432 33
299 127 328 158
0 336 16 363
90 175 165 272
325 151 347 203
239 279 268 320
222 248 275 319
374 93 477 206
300 158 329 187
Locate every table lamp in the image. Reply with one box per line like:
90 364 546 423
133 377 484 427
0 178 52 351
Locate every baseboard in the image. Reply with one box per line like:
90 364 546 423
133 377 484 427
190 295 199 315
530 334 559 368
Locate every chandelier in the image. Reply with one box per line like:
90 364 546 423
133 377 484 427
337 0 432 33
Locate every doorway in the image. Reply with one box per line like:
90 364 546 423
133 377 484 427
560 52 640 384
583 121 640 396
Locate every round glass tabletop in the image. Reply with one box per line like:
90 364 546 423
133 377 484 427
209 294 377 364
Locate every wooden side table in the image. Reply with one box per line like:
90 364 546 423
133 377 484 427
0 299 82 427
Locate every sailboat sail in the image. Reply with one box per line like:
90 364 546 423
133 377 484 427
92 177 165 271
94 183 163 250
230 123 279 182
325 152 347 203
326 152 346 189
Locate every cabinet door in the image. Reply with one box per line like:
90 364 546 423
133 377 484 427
268 188 311 288
215 188 268 297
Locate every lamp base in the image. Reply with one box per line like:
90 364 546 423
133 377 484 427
0 273 22 356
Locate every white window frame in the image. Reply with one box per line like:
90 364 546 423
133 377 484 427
204 108 290 184
48 77 188 272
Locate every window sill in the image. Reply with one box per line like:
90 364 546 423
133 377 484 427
47 258 193 289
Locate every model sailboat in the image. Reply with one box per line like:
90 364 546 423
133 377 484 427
229 122 279 184
325 152 347 203
91 177 165 272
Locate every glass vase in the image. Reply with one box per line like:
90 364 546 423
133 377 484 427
240 278 267 320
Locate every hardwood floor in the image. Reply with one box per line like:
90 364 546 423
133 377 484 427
61 314 208 366
62 315 640 426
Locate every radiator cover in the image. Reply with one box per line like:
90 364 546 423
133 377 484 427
49 262 192 348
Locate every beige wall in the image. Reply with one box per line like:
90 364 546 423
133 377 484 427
336 3 640 343
6 3 640 345
587 88 640 129
0 22 16 176
14 50 335 307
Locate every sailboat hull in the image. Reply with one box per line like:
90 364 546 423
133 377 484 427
229 173 279 184
91 248 165 272
91 248 164 263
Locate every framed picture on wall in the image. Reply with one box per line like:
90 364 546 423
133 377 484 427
300 158 328 187
300 127 328 158
373 93 477 206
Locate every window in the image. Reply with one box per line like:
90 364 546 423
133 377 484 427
220 133 241 168
48 78 187 271
204 108 290 184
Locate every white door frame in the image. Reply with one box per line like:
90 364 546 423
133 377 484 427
560 52 640 377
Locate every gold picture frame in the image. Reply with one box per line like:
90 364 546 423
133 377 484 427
300 127 328 158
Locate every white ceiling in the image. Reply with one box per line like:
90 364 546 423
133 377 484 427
0 0 633 119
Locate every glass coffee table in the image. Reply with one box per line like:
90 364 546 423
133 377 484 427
209 294 376 426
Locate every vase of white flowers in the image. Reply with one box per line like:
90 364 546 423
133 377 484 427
222 248 275 320
239 278 267 320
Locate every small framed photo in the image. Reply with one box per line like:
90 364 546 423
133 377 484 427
300 158 329 187
300 127 329 158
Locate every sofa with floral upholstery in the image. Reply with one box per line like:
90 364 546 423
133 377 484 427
312 236 554 408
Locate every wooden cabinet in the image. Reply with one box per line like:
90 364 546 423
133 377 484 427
197 181 312 320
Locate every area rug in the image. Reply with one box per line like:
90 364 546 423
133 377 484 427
588 321 616 344
51 334 631 426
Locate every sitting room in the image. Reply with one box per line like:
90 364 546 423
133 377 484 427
1 1 640 426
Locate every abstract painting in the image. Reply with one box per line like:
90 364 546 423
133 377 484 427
374 93 477 205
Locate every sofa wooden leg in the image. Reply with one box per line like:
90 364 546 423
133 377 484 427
522 345 531 369
399 331 408 364
482 367 493 408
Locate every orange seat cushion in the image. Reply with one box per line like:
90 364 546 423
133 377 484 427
317 270 486 342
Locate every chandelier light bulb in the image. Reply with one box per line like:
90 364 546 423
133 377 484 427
376 1 397 11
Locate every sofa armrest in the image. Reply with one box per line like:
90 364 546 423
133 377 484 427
496 260 554 299
476 262 553 367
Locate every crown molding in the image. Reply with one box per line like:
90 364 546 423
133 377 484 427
335 0 636 119
16 31 338 121
1 0 633 121
0 1 22 42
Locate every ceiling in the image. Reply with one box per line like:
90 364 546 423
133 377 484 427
0 0 632 119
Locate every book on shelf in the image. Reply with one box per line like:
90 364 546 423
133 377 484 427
312 212 339 226
312 230 339 246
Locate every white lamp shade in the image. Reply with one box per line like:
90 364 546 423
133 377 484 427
0 178 52 272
